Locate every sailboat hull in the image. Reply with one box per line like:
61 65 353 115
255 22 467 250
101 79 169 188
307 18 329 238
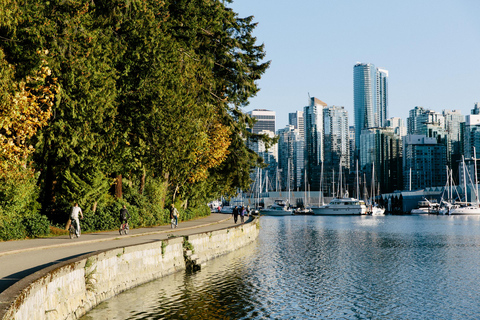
449 206 480 215
312 198 367 215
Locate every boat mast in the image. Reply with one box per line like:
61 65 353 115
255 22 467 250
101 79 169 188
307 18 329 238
474 147 479 204
320 162 324 205
332 169 335 199
463 156 467 203
356 160 360 200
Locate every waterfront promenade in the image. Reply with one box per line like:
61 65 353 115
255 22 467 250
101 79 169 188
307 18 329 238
0 213 233 294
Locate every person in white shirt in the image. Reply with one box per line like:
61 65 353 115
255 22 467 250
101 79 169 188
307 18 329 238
70 203 84 237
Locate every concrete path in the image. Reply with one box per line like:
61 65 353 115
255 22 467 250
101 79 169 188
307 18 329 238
0 213 240 294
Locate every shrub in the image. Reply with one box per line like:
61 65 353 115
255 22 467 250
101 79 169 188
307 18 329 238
23 213 50 238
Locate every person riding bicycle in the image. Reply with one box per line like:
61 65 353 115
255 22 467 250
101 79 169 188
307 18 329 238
120 205 130 227
70 203 83 237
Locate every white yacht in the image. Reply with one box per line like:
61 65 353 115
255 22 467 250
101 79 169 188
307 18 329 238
260 200 294 216
449 204 480 215
312 197 367 215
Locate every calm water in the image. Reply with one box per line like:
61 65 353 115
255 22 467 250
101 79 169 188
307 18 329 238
82 215 480 319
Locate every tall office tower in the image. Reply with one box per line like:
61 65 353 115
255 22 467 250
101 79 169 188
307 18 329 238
288 111 305 138
403 135 447 190
443 110 464 173
246 109 277 180
323 106 350 196
407 106 427 134
386 117 407 137
323 106 350 171
247 109 276 134
377 68 389 127
277 125 304 191
249 129 278 189
360 128 403 194
353 62 389 150
464 104 480 184
304 97 327 191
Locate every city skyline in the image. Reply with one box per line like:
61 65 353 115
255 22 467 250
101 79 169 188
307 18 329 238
228 0 480 129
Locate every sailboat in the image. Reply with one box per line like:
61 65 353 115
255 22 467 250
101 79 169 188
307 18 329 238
312 159 367 215
260 161 293 216
370 163 385 216
450 148 480 215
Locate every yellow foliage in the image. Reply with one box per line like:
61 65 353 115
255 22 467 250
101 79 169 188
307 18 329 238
0 52 58 176
188 121 231 183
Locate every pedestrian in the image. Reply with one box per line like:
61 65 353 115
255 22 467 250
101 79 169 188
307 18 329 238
240 206 245 224
170 204 179 228
232 206 239 224
70 203 83 237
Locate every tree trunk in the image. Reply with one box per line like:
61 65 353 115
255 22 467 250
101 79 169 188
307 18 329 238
115 174 123 199
140 168 146 195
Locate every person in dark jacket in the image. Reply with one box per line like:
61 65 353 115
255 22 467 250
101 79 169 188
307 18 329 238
232 206 239 224
120 205 130 224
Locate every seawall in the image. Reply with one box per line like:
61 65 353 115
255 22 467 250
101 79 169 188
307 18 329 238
0 217 259 320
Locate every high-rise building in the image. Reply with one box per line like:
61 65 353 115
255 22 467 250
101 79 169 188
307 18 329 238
403 135 447 190
353 62 389 150
247 109 276 134
288 111 304 138
464 104 480 184
323 106 350 196
443 109 464 175
323 105 350 171
377 68 389 127
277 125 304 191
304 97 327 191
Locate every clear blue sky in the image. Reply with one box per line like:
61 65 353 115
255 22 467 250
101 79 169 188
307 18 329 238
228 0 480 129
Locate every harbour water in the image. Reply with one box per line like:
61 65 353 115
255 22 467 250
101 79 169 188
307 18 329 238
82 215 480 319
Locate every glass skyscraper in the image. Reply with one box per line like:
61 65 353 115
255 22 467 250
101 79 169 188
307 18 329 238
304 97 327 191
353 63 389 150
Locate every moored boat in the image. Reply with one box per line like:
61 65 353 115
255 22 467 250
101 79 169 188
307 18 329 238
260 200 293 216
312 197 367 215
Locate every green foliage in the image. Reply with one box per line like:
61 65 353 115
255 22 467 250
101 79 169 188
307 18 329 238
0 0 271 239
23 213 50 238
0 217 26 241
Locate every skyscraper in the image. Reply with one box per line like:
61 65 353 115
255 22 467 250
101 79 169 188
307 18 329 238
353 63 389 150
377 68 389 127
247 109 276 134
304 97 327 191
288 111 304 138
277 125 304 191
323 105 350 171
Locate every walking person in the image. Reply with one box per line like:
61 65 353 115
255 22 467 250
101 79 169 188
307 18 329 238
232 206 239 224
240 206 245 224
170 204 179 228
70 203 83 237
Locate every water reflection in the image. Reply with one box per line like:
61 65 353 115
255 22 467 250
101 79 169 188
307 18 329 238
83 215 480 319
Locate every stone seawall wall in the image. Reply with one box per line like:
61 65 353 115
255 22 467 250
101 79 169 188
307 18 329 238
0 218 259 320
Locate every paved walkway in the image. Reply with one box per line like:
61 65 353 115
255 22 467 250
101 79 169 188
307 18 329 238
0 213 240 294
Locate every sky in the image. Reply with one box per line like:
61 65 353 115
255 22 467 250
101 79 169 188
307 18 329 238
228 0 480 129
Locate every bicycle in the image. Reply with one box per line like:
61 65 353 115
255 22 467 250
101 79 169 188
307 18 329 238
171 218 176 229
69 219 78 239
119 221 129 235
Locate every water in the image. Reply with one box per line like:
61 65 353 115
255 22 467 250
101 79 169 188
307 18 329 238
82 215 480 319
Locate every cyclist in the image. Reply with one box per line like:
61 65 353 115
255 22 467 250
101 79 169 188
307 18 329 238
120 205 130 229
70 203 83 237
